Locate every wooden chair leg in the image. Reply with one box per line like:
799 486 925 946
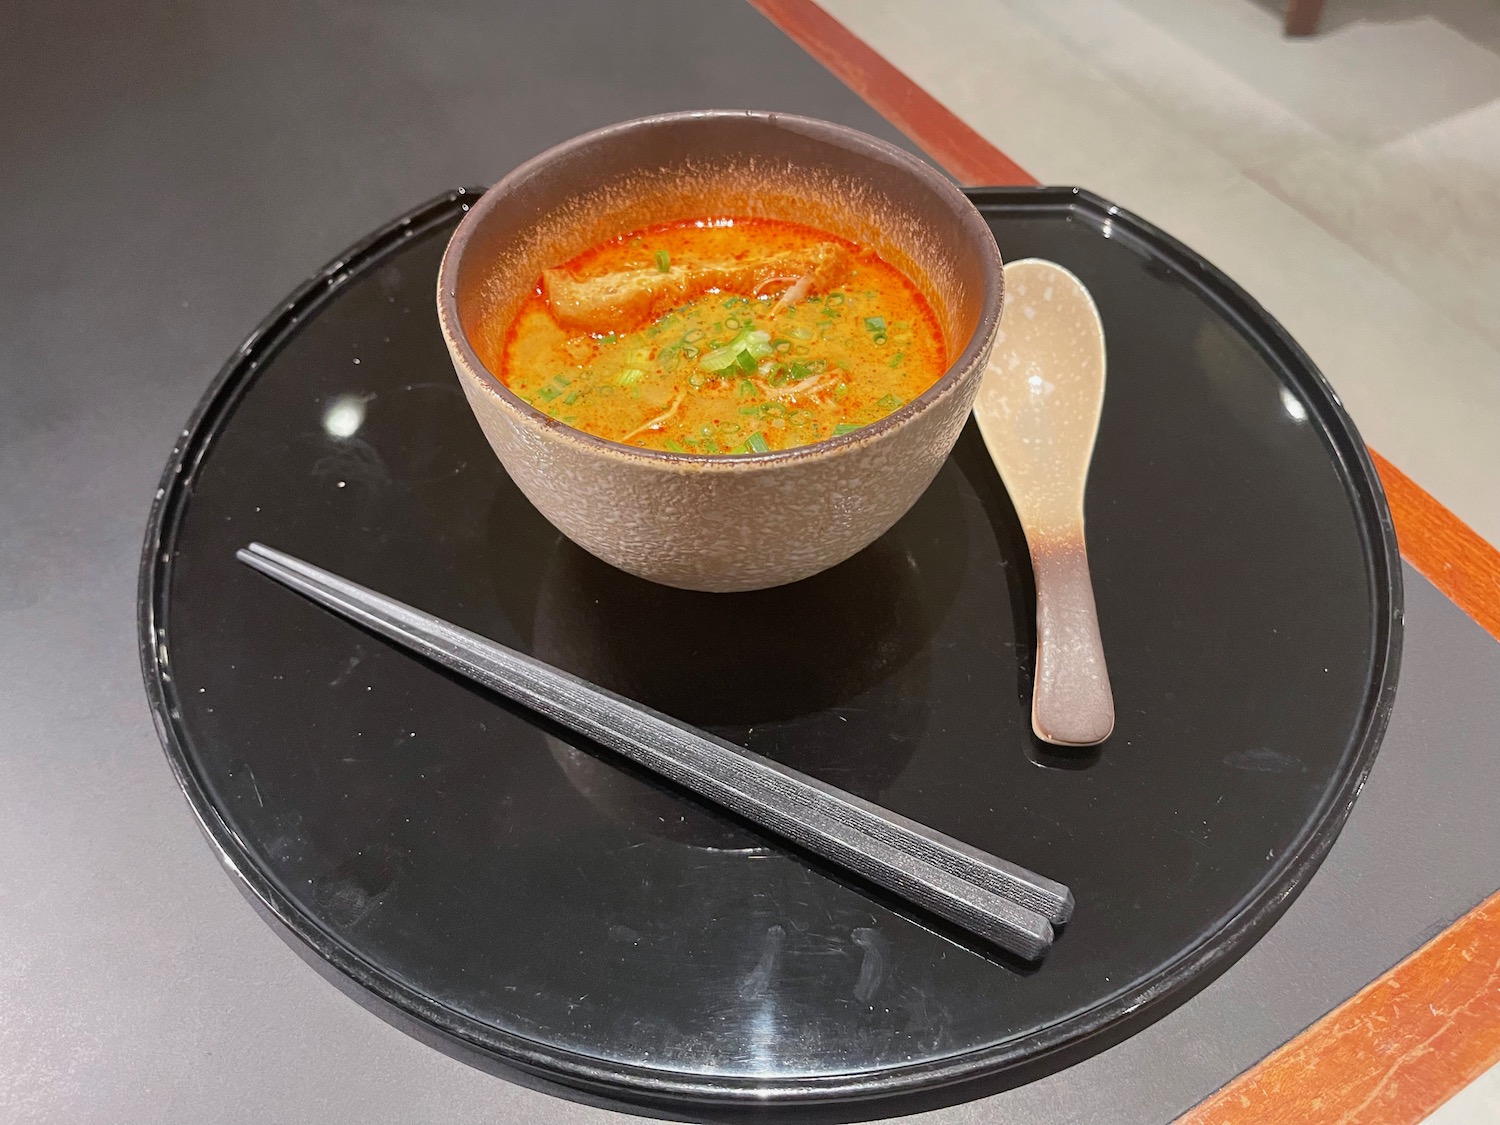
1285 0 1328 36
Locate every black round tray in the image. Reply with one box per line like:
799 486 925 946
139 187 1401 1118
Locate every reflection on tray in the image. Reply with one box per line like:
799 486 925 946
529 467 974 848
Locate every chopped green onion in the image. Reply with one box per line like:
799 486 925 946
663 438 688 454
738 379 756 398
789 361 810 381
864 316 886 332
788 326 813 341
654 249 670 273
738 404 765 415
876 393 904 411
746 432 770 453
683 329 705 343
699 346 739 372
874 334 888 345
563 390 579 405
537 386 561 402
888 351 906 368
617 368 645 387
699 327 772 372
597 334 617 347
826 292 845 306
834 422 862 436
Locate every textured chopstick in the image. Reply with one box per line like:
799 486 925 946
238 542 1070 958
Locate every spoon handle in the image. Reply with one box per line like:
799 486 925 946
1031 534 1114 746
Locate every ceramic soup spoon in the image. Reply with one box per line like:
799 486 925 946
973 258 1114 747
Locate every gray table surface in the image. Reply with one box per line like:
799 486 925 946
4 3 1499 1122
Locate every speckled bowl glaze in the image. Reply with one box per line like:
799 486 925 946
437 110 1003 592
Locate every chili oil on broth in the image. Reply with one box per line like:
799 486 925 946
492 217 947 455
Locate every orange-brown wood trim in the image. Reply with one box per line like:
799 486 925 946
1175 887 1500 1124
747 0 1039 187
1374 450 1500 642
749 2 1500 1121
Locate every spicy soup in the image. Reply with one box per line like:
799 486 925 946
488 217 947 454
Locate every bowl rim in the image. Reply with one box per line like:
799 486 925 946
435 109 1003 471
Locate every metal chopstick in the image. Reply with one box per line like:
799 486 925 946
237 542 1072 960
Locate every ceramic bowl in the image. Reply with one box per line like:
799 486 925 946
437 110 1003 592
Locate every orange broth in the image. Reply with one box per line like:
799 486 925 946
489 217 947 454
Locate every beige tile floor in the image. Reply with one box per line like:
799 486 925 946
817 0 1500 1120
822 0 1500 552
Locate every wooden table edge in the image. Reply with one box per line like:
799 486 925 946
747 1 1500 1121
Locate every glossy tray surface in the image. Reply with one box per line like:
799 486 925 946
140 187 1401 1114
